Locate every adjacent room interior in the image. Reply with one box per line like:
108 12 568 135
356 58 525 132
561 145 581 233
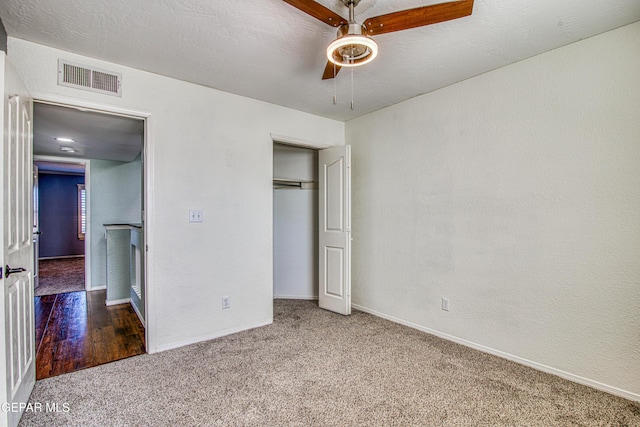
33 160 86 296
31 102 147 380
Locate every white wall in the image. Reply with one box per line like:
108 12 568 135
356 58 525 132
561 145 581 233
7 38 344 352
273 144 318 299
90 157 142 288
273 143 318 182
347 22 640 400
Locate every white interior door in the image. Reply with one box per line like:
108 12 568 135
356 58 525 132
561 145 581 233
1 60 35 427
318 145 351 315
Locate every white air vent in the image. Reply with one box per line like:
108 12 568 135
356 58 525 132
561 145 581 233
58 60 122 97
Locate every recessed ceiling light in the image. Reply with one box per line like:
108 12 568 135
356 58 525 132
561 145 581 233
55 137 75 143
60 146 76 153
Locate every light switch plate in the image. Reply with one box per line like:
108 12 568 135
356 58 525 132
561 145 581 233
189 210 203 223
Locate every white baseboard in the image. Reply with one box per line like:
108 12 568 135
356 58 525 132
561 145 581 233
106 298 130 306
274 295 318 300
130 300 145 328
352 304 640 403
153 318 273 354
88 285 106 291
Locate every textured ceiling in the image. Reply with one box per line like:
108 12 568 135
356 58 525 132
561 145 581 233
1 0 639 121
33 103 144 162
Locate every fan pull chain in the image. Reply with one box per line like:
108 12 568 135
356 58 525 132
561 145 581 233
333 63 337 105
350 67 354 110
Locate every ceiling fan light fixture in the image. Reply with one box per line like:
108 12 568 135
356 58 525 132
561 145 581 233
327 34 378 67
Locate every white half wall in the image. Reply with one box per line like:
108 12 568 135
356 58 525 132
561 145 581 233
347 22 640 400
90 157 142 289
7 38 344 352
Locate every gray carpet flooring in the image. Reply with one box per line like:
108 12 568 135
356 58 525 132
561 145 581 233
20 300 639 426
35 258 85 297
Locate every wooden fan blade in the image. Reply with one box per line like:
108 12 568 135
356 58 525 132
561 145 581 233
283 0 347 27
322 61 342 80
363 0 474 36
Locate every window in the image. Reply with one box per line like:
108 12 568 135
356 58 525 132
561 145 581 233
77 184 86 240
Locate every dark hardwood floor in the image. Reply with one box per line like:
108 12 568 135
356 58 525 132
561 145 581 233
35 290 145 380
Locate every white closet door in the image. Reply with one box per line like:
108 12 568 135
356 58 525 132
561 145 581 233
318 145 351 315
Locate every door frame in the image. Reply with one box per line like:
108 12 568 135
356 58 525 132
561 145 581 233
270 134 333 151
32 155 91 289
31 93 155 352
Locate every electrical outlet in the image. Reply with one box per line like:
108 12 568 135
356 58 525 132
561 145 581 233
222 296 230 309
189 210 203 223
441 297 449 311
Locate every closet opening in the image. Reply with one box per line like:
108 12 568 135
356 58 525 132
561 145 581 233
273 143 319 300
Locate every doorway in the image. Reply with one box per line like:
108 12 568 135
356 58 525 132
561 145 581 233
33 160 87 297
273 143 319 300
32 101 147 378
272 139 352 315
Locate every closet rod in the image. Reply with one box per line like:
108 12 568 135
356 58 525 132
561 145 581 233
273 178 317 190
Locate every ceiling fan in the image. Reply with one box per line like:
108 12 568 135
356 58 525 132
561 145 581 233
283 0 475 80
